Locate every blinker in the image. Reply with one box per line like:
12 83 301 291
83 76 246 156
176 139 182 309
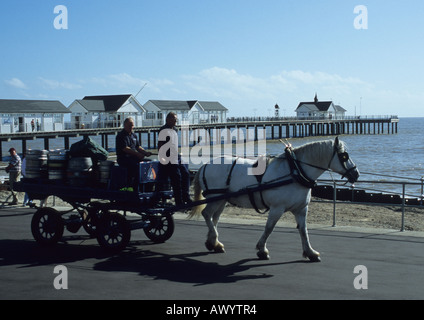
338 152 349 163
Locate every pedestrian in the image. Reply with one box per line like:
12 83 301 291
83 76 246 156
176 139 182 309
5 148 21 205
31 119 35 132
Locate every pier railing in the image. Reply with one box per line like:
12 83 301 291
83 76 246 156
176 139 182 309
227 115 399 122
63 115 399 128
0 116 399 159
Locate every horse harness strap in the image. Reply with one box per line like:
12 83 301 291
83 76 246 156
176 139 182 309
248 151 317 213
247 157 272 214
202 157 272 214
284 147 317 189
226 157 239 186
202 158 239 197
201 150 316 214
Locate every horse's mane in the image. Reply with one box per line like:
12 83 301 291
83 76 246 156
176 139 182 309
276 139 347 162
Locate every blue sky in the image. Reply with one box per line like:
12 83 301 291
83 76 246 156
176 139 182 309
1 0 423 117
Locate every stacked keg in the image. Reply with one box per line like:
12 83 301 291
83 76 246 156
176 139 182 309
48 149 68 183
24 149 115 188
25 149 48 179
67 157 93 187
98 160 115 185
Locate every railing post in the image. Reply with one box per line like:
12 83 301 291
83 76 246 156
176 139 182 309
401 183 405 232
332 181 337 227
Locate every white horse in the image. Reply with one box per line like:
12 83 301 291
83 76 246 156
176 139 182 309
189 137 359 262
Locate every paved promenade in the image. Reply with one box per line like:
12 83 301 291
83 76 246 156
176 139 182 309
1 206 424 300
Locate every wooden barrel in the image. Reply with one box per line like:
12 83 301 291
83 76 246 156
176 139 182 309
67 157 93 187
98 160 115 184
25 149 48 179
48 149 68 182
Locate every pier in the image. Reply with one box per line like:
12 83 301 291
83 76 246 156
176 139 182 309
0 116 399 157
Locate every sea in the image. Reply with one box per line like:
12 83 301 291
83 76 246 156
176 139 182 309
2 117 424 197
262 117 424 198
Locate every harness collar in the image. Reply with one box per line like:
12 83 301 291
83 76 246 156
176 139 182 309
284 147 317 189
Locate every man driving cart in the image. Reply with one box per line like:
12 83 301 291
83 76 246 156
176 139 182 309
116 117 152 191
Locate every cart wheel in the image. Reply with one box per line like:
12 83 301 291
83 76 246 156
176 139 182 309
144 213 174 243
31 208 64 246
96 213 130 252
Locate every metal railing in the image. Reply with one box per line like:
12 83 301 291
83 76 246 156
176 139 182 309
227 115 399 123
315 175 424 232
2 159 422 232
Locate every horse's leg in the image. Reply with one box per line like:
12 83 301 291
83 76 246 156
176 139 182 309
293 206 321 262
211 201 226 253
201 203 216 251
202 200 226 253
256 207 284 260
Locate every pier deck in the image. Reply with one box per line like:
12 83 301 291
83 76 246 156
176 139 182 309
0 116 399 157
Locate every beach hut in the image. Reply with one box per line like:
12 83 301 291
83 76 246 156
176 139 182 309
68 94 147 129
0 99 70 133
143 100 228 125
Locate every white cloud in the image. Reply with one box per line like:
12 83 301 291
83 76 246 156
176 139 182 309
106 73 146 88
182 67 369 102
13 69 416 117
5 78 28 89
38 77 82 90
281 70 366 86
182 67 291 101
280 70 371 97
88 73 148 92
179 67 380 116
85 73 177 97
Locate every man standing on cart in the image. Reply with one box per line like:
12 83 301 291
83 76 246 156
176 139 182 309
116 117 152 191
156 112 191 206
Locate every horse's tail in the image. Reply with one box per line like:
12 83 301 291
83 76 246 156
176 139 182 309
188 167 206 219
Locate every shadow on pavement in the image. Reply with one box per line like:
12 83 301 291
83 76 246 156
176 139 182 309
0 238 310 286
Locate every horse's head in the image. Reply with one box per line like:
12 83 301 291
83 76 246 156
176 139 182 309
329 137 360 184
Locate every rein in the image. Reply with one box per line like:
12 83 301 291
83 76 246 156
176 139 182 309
284 141 357 183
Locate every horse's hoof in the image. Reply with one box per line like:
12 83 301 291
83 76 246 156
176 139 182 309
214 246 225 253
303 251 321 262
308 256 321 263
257 251 270 260
205 242 215 251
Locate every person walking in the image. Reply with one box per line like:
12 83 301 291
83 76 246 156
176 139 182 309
5 148 21 205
